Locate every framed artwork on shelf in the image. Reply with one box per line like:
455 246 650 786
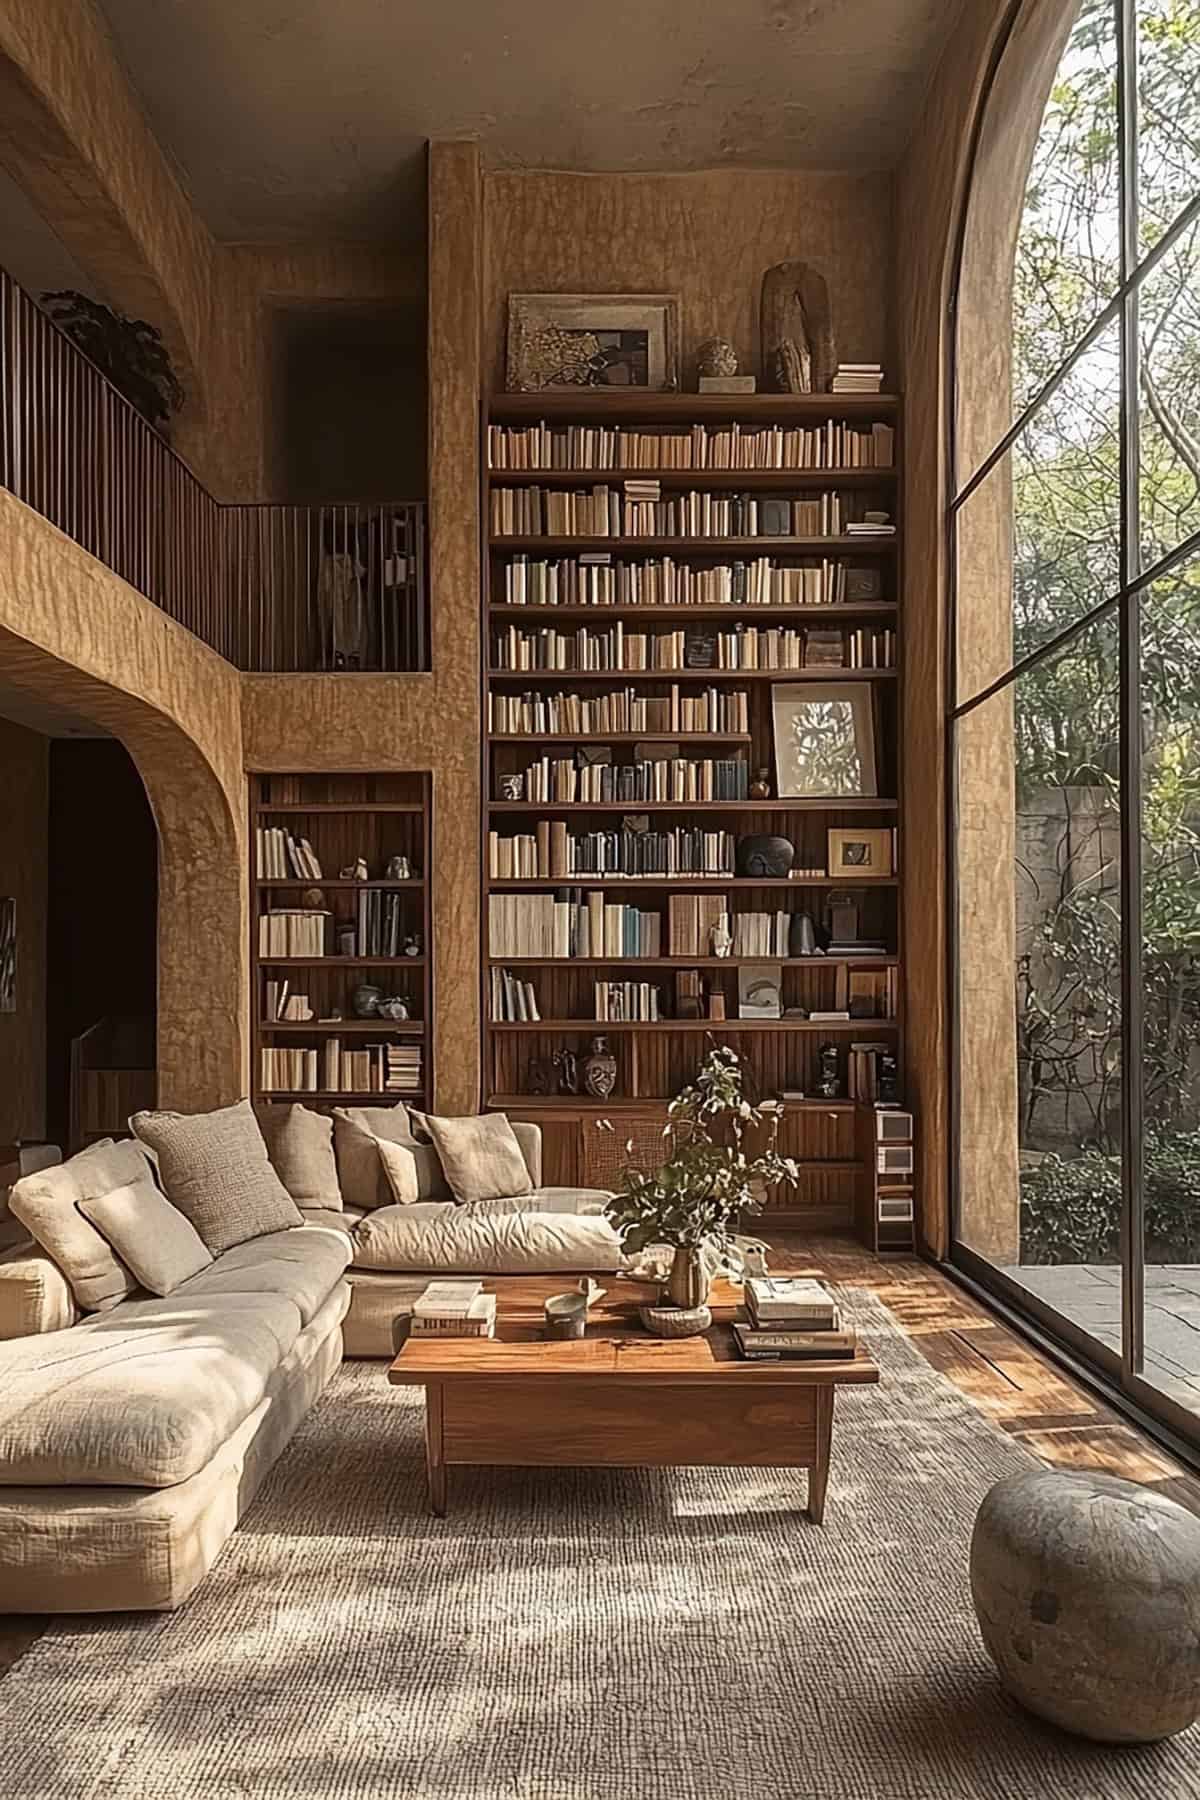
771 682 878 799
506 294 680 393
737 962 782 1020
827 827 894 878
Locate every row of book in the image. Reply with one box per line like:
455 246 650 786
259 909 328 958
488 892 662 959
488 825 738 881
486 421 895 471
499 555 879 610
490 966 542 1022
259 1042 422 1095
511 755 750 806
263 980 313 1021
255 827 323 881
491 487 849 540
492 623 895 675
487 686 751 738
354 890 411 958
594 980 662 1022
848 1041 899 1100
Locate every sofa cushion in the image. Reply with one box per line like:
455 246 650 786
0 1240 78 1338
300 1207 363 1237
0 1289 305 1487
7 1139 150 1313
175 1227 351 1327
132 1100 303 1254
260 1104 341 1208
333 1106 450 1209
421 1112 533 1205
350 1202 625 1274
376 1138 421 1205
472 1187 613 1217
80 1179 212 1296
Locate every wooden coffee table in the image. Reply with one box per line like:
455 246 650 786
387 1274 879 1522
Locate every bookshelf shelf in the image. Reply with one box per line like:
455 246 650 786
488 667 896 682
483 390 904 1212
489 534 898 553
251 773 432 1111
488 467 895 489
488 1018 898 1033
487 799 898 814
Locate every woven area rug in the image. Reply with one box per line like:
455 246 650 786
2 1291 1198 1800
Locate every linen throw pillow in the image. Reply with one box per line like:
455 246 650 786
8 1138 145 1312
79 1180 212 1296
332 1106 450 1208
131 1100 303 1255
259 1104 342 1208
421 1112 533 1206
375 1137 421 1206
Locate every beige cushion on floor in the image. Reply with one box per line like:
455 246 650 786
376 1138 421 1204
351 1201 624 1273
0 1241 79 1338
0 1288 305 1487
79 1180 212 1296
131 1100 303 1254
333 1105 450 1209
420 1112 533 1205
176 1226 350 1327
259 1104 341 1208
7 1139 150 1313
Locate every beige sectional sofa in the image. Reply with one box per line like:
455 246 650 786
0 1105 620 1611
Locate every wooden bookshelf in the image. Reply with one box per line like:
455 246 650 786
251 772 432 1111
481 391 904 1228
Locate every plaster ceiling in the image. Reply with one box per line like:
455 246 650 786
95 0 964 243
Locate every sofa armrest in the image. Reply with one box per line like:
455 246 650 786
0 1241 79 1338
510 1120 542 1189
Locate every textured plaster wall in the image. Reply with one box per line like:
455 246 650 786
0 715 47 1141
483 168 895 388
0 488 246 1112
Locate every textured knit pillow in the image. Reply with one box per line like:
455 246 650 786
259 1104 341 1208
421 1113 533 1206
79 1180 212 1295
7 1138 144 1312
131 1100 303 1254
375 1137 421 1205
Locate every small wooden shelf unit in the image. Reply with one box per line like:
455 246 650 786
481 390 908 1239
250 771 432 1112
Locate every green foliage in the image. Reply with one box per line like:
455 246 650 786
1021 1129 1200 1263
601 1046 798 1255
41 291 184 436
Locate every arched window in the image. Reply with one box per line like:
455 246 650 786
949 0 1200 1439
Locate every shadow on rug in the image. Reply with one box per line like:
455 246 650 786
1 1291 1196 1800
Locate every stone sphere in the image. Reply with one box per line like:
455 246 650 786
970 1469 1200 1743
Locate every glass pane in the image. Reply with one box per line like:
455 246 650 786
1137 0 1200 243
955 321 1120 704
956 610 1124 1367
1138 223 1200 567
1139 551 1200 1415
1012 0 1121 425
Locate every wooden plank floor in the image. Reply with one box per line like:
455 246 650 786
0 1234 1196 1684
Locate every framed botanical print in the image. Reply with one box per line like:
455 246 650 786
771 683 877 798
827 827 894 878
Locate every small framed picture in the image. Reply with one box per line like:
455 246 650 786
827 827 894 878
844 567 883 602
771 682 877 798
738 962 782 1020
506 294 680 392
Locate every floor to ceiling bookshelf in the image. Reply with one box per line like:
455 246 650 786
481 390 905 1235
251 771 432 1110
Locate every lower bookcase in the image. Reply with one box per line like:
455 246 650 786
250 771 432 1112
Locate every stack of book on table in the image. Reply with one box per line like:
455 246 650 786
733 1277 857 1360
410 1280 497 1339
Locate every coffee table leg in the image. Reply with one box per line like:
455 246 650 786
425 1384 447 1517
807 1385 834 1524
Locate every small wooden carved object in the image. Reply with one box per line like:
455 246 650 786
760 262 836 394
